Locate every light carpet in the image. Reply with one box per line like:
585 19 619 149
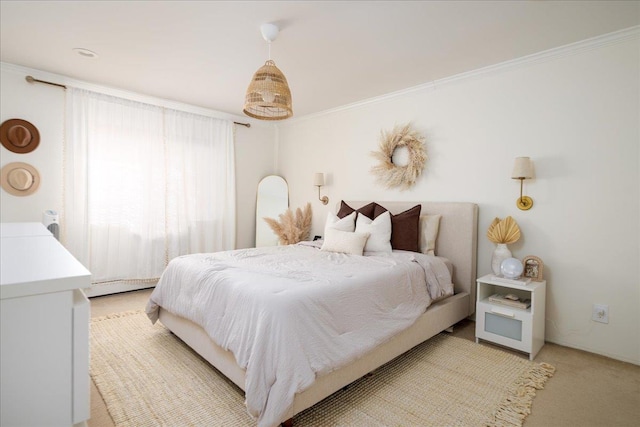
91 311 554 427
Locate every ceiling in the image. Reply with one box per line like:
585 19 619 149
1 1 638 119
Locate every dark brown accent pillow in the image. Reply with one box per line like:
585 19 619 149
373 204 422 252
336 201 378 220
336 200 354 218
372 203 387 219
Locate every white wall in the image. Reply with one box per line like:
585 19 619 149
277 35 640 364
0 69 64 221
0 64 276 251
234 124 278 249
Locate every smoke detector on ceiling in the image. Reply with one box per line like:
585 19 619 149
73 48 99 58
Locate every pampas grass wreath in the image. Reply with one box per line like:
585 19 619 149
371 123 426 190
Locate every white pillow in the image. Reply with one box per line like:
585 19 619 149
320 228 370 256
355 210 392 254
324 211 356 235
419 214 442 256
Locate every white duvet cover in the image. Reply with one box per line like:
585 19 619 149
146 243 453 427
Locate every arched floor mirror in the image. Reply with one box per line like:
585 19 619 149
255 175 289 247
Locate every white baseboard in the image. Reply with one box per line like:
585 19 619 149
84 281 156 298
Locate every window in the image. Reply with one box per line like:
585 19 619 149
64 89 235 285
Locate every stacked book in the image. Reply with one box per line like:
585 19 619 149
490 275 531 286
488 293 531 309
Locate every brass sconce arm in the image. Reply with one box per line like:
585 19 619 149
516 178 533 210
317 186 329 205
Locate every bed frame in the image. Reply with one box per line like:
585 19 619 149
158 201 478 425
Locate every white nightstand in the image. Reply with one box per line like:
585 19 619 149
475 274 546 360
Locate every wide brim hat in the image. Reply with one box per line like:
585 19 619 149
0 119 40 153
1 162 41 196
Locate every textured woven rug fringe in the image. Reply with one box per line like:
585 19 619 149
487 362 556 427
91 309 144 322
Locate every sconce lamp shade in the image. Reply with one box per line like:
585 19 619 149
511 157 533 179
244 60 293 120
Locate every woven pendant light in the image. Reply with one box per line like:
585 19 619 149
244 24 293 120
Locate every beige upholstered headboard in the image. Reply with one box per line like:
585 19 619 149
344 202 478 315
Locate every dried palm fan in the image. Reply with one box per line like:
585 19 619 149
263 202 312 245
487 216 521 244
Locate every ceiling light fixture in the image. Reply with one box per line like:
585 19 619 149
243 23 293 120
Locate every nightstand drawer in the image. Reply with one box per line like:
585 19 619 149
485 310 522 340
476 300 532 353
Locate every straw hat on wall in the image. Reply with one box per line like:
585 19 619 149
0 119 40 154
1 162 41 196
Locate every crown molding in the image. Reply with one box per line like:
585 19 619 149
283 25 640 126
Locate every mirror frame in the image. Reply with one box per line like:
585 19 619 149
255 175 289 247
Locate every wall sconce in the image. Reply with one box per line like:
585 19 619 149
313 173 329 205
511 157 534 210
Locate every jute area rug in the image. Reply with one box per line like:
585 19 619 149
91 311 554 427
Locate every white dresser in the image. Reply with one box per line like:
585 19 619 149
1 222 91 427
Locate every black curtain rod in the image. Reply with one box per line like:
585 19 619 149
25 75 251 128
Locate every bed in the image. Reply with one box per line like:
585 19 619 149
146 201 478 426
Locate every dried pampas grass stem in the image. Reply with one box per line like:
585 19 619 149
263 202 312 245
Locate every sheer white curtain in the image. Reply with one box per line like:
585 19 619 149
164 109 236 260
64 88 235 285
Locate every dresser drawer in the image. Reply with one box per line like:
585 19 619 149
476 300 532 353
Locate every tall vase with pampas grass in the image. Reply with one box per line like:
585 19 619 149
487 216 521 275
263 203 312 245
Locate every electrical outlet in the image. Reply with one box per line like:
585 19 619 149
592 304 609 324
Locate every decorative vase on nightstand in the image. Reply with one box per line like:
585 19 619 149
491 243 512 275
